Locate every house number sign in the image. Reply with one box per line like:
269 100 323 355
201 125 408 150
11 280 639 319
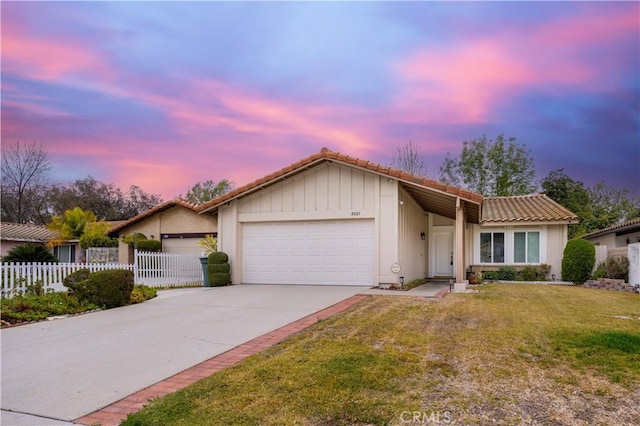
391 263 401 274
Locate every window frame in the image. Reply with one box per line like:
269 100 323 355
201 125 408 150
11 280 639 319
479 231 505 264
513 231 540 264
475 226 547 266
54 244 76 263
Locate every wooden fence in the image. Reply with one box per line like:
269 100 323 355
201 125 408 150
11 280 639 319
1 250 204 297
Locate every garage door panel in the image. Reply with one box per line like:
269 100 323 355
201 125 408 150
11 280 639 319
242 220 374 286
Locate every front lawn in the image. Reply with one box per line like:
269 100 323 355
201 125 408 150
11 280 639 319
123 284 640 425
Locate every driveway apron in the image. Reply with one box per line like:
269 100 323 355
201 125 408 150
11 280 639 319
1 285 362 422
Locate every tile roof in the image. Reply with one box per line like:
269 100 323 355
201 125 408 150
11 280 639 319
582 217 640 239
482 194 579 223
107 199 200 236
197 147 483 213
0 222 59 242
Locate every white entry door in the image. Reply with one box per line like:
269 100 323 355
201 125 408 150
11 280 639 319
433 231 454 277
242 220 374 286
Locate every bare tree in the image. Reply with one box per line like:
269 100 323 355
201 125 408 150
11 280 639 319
1 141 51 223
390 140 428 177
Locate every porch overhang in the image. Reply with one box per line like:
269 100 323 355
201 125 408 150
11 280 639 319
400 181 481 224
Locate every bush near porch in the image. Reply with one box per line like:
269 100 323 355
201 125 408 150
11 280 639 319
470 264 550 282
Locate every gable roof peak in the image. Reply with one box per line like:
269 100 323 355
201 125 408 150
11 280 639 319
197 148 483 214
107 198 200 235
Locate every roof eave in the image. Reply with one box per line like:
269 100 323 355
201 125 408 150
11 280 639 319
481 218 579 226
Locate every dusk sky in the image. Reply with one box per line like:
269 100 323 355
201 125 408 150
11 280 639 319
2 1 639 201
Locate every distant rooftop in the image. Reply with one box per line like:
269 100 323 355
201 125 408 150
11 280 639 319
0 222 59 242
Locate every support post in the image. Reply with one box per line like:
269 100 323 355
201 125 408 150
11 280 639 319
454 197 468 292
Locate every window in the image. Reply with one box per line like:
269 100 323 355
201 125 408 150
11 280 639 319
514 231 539 263
54 245 76 263
480 232 504 263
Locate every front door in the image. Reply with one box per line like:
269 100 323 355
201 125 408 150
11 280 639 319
433 231 454 277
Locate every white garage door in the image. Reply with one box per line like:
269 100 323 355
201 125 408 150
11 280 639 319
242 220 374 286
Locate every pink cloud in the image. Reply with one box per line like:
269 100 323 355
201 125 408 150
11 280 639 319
1 21 115 82
131 78 379 159
392 7 639 125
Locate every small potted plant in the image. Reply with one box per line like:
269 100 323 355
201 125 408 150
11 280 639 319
470 270 483 285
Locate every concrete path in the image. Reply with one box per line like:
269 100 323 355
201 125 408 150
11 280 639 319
1 285 363 424
362 282 450 297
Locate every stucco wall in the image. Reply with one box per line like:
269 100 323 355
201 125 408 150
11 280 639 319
115 206 217 264
586 230 640 250
1 241 28 257
586 233 616 249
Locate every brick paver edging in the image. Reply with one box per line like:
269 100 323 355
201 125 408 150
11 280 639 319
75 294 369 426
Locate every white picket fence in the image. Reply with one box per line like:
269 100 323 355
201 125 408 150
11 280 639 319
1 250 204 297
134 250 203 288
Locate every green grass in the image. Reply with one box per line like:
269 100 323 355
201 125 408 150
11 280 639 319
123 285 640 425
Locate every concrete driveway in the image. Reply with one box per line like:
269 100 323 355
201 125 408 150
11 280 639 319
1 285 363 424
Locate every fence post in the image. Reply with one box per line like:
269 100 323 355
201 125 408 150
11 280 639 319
134 248 140 285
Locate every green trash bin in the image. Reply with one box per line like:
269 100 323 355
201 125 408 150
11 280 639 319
200 257 210 287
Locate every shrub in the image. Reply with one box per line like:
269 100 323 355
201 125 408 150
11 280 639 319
1 292 99 324
497 266 517 281
593 257 629 281
63 268 92 293
136 239 161 252
210 272 231 286
208 251 228 264
130 285 157 304
519 265 546 281
79 234 118 249
561 239 595 284
122 233 147 246
208 263 230 273
207 251 230 286
2 244 59 263
74 269 134 309
482 271 499 281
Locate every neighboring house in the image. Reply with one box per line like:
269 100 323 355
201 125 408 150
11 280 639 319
108 199 218 264
582 217 640 258
192 147 577 286
0 222 80 263
582 217 640 250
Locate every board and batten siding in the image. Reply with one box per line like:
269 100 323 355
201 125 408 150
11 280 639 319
237 163 377 220
545 224 567 279
397 187 428 284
